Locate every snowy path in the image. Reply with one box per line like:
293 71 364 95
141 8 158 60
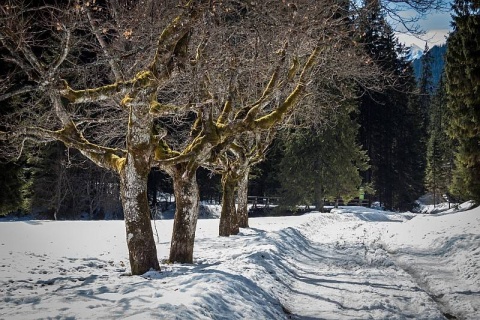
381 210 480 320
284 243 442 319
278 220 445 319
391 249 479 320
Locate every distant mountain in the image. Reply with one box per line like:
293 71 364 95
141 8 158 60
412 44 447 90
407 44 424 61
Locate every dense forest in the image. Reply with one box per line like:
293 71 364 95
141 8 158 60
241 1 480 211
1 0 479 274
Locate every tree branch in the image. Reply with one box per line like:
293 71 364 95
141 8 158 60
0 86 37 102
49 28 71 75
86 8 124 82
22 125 126 172
60 70 156 104
149 1 202 79
234 44 288 121
253 46 319 130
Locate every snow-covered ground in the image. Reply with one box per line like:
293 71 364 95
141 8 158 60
1 204 479 319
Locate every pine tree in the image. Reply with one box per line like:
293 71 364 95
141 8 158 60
385 63 426 210
279 107 369 212
249 142 284 198
419 44 434 131
445 0 480 203
0 160 29 216
358 0 426 210
425 76 455 205
27 143 122 220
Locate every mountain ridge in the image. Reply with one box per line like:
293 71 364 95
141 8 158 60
411 44 447 90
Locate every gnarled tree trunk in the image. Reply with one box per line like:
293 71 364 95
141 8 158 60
119 95 160 275
219 172 238 236
237 168 250 228
168 163 200 263
119 153 160 275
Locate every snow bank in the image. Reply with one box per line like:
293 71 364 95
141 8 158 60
416 200 476 214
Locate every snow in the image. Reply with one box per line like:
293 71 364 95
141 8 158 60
406 43 424 61
1 204 479 319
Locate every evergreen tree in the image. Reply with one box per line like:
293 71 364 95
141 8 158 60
279 107 369 212
0 160 29 216
394 77 427 209
249 141 284 198
27 142 122 220
445 0 480 203
358 0 426 210
419 43 434 131
28 143 69 219
425 76 455 205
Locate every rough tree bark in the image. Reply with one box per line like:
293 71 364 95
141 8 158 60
217 132 273 234
119 90 160 274
119 160 160 274
237 167 250 228
219 171 238 236
166 163 200 263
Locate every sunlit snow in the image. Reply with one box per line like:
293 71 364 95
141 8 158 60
1 204 479 319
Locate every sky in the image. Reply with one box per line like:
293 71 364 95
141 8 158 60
394 8 452 48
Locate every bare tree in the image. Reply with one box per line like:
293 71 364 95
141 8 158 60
0 0 443 275
1 0 197 274
0 0 369 272
0 0 319 272
213 131 274 236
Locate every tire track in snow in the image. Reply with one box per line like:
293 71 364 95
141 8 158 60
277 219 446 319
388 258 459 320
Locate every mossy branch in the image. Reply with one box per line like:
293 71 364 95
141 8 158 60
229 142 245 158
157 111 225 166
61 80 129 104
149 101 184 116
217 100 232 126
154 139 180 161
60 71 157 104
254 83 304 129
253 47 319 130
287 57 299 81
157 135 205 165
234 44 287 121
23 125 126 173
149 1 203 79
